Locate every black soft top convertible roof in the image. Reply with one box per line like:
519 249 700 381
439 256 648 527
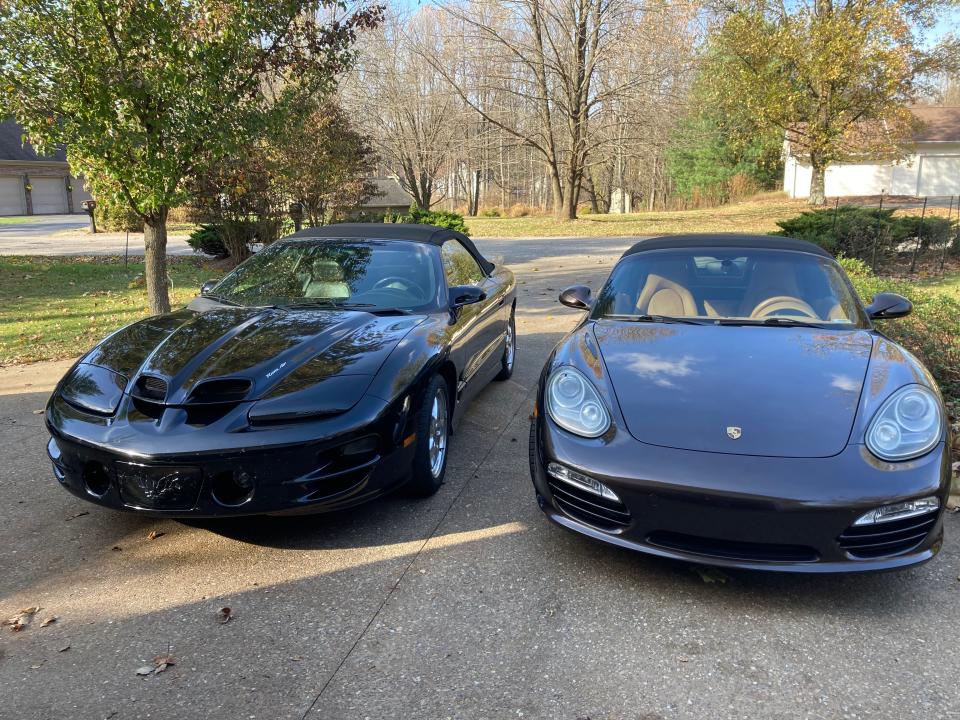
622 233 831 259
285 223 495 274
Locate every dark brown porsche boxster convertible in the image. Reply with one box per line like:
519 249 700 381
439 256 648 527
530 234 951 572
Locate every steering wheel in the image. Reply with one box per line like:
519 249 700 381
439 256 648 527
750 296 819 320
373 276 426 297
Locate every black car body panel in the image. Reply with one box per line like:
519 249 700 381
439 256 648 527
530 234 951 572
46 224 515 516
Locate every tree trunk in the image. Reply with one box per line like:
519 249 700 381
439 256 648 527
549 167 565 220
143 209 171 315
808 156 827 205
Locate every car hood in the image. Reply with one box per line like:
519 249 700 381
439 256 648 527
80 305 425 404
592 322 874 458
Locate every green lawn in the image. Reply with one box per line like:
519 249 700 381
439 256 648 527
920 271 960 299
1 256 210 366
0 216 36 226
467 194 808 238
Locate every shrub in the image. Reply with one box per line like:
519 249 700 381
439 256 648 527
403 203 470 235
480 207 501 217
187 224 228 257
507 203 533 218
838 257 960 400
93 198 143 232
775 207 959 262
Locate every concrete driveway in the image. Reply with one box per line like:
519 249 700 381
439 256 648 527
1 236 958 720
0 214 193 256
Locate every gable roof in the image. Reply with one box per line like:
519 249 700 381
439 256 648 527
622 233 831 259
0 119 67 162
362 177 414 209
910 106 960 142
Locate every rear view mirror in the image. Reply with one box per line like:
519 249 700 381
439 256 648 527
200 279 220 295
866 292 912 320
559 285 592 310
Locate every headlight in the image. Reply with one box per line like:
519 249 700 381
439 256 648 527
865 385 943 461
545 366 610 437
60 363 126 415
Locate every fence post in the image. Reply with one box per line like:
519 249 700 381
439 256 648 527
909 197 927 274
942 196 955 274
831 196 840 232
878 189 884 214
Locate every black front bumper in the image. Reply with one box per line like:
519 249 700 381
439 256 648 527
530 419 950 573
46 394 416 517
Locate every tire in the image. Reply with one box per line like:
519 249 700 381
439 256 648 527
406 374 450 497
494 310 516 381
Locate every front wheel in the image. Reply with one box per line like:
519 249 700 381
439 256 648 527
406 375 450 497
494 311 516 381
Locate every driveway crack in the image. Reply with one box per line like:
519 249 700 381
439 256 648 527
299 387 534 719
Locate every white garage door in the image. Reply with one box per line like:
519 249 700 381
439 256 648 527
31 177 68 214
0 176 26 216
918 156 960 197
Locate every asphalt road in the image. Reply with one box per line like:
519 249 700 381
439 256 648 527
0 214 194 256
1 236 959 720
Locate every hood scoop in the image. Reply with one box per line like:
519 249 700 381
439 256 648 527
187 378 252 404
133 375 168 402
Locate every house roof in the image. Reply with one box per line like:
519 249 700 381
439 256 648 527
0 119 67 162
910 106 960 142
362 177 413 209
622 234 831 259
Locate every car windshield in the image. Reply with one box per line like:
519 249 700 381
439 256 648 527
592 248 866 327
207 239 440 310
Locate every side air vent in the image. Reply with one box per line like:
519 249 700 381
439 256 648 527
838 514 937 559
134 375 168 401
188 378 252 404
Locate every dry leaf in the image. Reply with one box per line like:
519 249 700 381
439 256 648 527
147 531 165 541
32 409 44 415
691 566 729 585
216 607 232 624
136 654 176 676
135 666 155 676
40 616 58 628
58 645 70 653
65 511 89 521
3 606 39 631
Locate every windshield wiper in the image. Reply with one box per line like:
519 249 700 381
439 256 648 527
717 317 823 328
603 314 707 325
203 294 241 307
282 300 412 315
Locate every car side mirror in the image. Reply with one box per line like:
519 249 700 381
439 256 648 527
200 279 220 295
449 285 486 309
559 285 592 310
866 292 912 320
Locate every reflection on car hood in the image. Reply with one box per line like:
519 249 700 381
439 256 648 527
593 322 874 458
81 306 425 403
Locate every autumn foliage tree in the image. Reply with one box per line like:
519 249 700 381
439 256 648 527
0 1 381 313
707 0 959 205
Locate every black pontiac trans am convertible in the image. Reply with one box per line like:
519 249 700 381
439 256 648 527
46 224 516 516
530 234 952 572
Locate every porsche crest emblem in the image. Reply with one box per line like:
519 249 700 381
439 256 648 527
726 426 742 440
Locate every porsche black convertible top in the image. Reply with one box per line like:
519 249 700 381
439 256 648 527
622 233 831 259
286 223 495 274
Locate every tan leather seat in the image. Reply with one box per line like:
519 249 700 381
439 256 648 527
636 269 698 316
703 299 738 318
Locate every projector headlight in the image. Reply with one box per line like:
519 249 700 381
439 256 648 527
545 366 610 438
865 385 943 461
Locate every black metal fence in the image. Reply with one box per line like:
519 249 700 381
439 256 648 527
830 193 960 276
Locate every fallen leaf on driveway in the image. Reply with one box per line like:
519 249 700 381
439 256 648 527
136 655 176 676
65 511 89 521
691 566 729 584
216 607 232 624
111 545 122 551
147 531 165 541
3 606 39 631
40 616 58 628
58 645 70 653
32 409 44 415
